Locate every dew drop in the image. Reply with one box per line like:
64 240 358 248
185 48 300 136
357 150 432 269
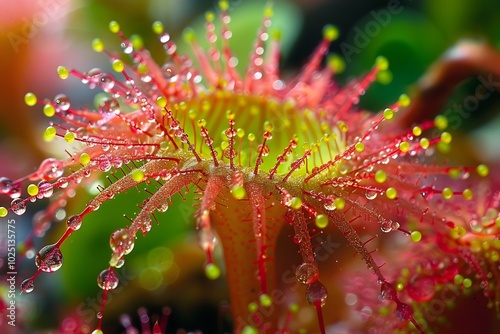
407 275 436 302
97 268 119 290
198 228 219 251
99 97 120 115
379 281 397 301
97 312 103 320
110 228 135 255
54 94 70 112
11 198 26 215
37 181 53 198
365 190 378 200
21 278 34 293
306 280 328 307
0 177 13 193
67 215 83 231
38 158 64 180
380 220 392 233
35 244 63 272
295 262 319 285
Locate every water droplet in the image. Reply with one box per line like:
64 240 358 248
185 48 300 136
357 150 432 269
407 275 435 302
110 229 134 255
35 244 63 272
21 278 34 293
295 262 319 284
157 202 169 213
380 220 392 233
324 195 336 211
97 312 103 319
99 74 115 92
97 268 119 290
379 281 397 301
54 94 70 112
11 198 26 215
198 228 219 251
38 158 64 180
365 190 378 200
99 97 120 115
306 280 328 307
115 257 125 268
0 177 13 193
67 215 82 230
37 181 53 198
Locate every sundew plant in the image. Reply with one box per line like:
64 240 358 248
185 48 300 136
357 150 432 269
2 1 500 333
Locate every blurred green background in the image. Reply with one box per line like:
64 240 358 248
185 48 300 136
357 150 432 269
1 0 500 333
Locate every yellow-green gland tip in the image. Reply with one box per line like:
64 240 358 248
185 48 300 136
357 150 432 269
375 56 389 71
242 326 259 334
383 108 394 120
57 66 69 79
131 169 145 182
80 153 91 165
130 34 144 50
27 184 39 196
183 27 196 43
43 104 55 117
434 115 448 130
152 21 164 34
205 263 221 280
327 54 345 74
24 92 37 106
0 207 8 217
112 59 125 73
477 164 489 177
323 25 339 42
399 94 411 107
92 38 104 53
410 231 422 243
315 214 328 229
109 21 120 33
259 293 272 307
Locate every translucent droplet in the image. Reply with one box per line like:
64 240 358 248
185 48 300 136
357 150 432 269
37 181 53 198
306 280 328 307
379 281 397 301
97 268 119 290
157 202 169 212
98 74 115 92
54 94 70 112
110 229 134 255
67 215 82 231
295 262 319 285
0 177 13 193
115 257 125 268
38 158 64 180
407 275 436 302
35 244 63 272
21 278 34 293
11 198 26 215
99 97 120 115
198 228 219 251
324 195 336 211
380 220 392 233
365 190 378 200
